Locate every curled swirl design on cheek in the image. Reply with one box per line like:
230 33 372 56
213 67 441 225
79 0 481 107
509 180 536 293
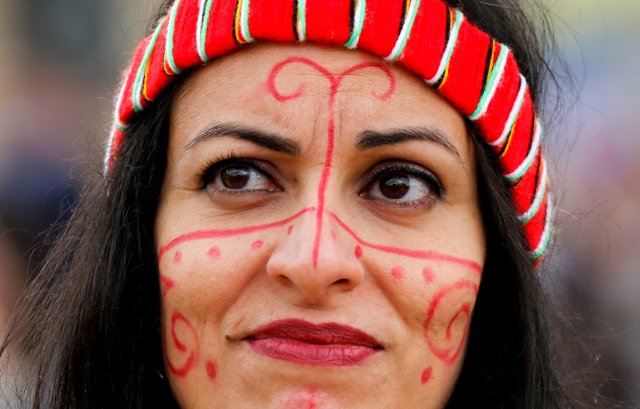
424 280 479 366
165 311 199 377
266 56 396 269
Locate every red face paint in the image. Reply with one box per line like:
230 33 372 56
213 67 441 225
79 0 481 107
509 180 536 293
354 246 363 259
267 57 396 269
173 251 182 264
205 360 217 382
251 240 264 250
422 267 434 284
160 275 176 296
165 311 199 377
287 225 294 235
421 367 433 385
207 246 221 259
158 207 315 260
391 266 405 280
423 280 478 366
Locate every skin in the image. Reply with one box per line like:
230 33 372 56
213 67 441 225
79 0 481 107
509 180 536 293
155 44 485 409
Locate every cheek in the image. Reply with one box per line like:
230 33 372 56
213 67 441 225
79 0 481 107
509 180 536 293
159 231 275 384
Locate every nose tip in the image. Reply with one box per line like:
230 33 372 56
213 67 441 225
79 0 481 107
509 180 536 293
266 211 364 304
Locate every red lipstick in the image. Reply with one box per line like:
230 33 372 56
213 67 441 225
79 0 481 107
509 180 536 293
245 319 382 366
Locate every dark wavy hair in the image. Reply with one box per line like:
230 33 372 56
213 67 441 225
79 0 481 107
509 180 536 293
2 0 576 408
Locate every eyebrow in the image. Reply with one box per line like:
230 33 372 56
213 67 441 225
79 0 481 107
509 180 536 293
185 122 301 156
356 127 462 161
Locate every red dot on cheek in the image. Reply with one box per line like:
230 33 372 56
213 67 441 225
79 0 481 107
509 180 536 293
287 225 293 235
421 367 433 385
173 251 182 264
251 240 264 250
205 360 217 382
354 246 363 259
391 266 404 280
423 267 434 284
207 246 221 259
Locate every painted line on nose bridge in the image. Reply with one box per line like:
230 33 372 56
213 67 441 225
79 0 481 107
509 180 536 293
326 211 483 274
157 207 316 261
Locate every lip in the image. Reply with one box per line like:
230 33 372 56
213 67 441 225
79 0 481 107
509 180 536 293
243 319 383 366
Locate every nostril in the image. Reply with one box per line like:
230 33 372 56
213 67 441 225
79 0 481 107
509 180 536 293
334 278 350 286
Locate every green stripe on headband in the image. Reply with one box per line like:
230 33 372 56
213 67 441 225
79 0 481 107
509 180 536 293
197 0 213 62
165 0 182 74
518 159 547 224
345 0 366 49
240 0 253 42
506 120 542 182
132 18 164 113
469 44 509 120
386 0 421 61
530 195 553 260
296 0 307 42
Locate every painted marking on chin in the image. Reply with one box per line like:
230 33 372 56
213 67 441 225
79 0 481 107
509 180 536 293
251 239 264 250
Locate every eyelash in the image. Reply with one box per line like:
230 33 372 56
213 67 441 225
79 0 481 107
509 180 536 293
198 154 444 206
360 162 444 207
199 151 278 193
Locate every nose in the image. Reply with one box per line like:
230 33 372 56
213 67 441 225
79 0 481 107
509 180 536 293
266 210 365 305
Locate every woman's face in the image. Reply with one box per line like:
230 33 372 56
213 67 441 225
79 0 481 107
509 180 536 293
155 44 485 409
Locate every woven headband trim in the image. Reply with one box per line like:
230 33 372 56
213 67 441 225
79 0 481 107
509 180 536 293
105 0 552 261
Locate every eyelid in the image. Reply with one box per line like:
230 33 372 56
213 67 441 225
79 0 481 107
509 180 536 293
362 161 444 196
199 156 281 191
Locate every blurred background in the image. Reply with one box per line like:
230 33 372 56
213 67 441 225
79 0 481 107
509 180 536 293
0 0 638 407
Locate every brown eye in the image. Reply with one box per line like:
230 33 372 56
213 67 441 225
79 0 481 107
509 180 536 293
378 174 411 199
361 162 443 207
221 166 252 189
202 159 281 194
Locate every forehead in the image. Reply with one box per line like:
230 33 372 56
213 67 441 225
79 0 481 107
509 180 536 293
171 43 470 155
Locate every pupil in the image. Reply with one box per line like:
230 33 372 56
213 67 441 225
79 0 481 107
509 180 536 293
379 174 410 199
221 166 251 189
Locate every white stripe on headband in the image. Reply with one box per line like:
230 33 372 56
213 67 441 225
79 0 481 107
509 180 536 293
491 74 526 147
505 119 542 182
426 9 463 85
531 194 553 260
165 0 182 75
469 44 509 121
296 0 307 42
386 0 421 61
518 158 547 223
345 0 366 49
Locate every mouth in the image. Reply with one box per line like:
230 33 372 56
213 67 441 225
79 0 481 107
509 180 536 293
243 319 383 366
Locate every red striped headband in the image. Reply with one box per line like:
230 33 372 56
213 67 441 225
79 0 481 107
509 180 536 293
106 0 552 262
